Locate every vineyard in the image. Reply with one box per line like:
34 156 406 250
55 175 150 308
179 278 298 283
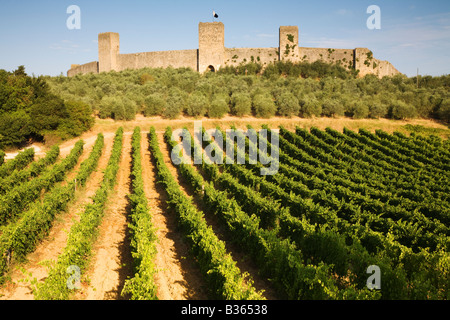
0 124 448 300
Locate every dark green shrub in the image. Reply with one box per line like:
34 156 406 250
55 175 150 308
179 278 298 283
163 95 183 119
99 96 136 121
253 94 277 118
113 97 136 121
322 98 344 117
195 79 214 100
208 97 229 119
276 91 300 117
98 96 115 119
231 92 252 117
162 88 188 119
390 100 417 120
143 93 166 117
58 100 95 137
0 110 31 149
437 98 450 122
186 92 209 118
369 103 388 119
351 102 370 119
212 91 231 106
300 96 322 118
227 77 249 96
29 95 67 133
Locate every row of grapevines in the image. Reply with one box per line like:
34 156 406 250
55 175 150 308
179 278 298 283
398 131 450 159
401 131 441 147
373 129 450 170
222 125 448 299
247 125 418 229
151 126 264 300
0 145 60 195
166 126 378 300
260 126 448 252
218 126 424 298
346 128 449 197
195 127 388 292
285 127 422 194
306 126 450 223
358 128 448 177
0 141 84 226
0 150 4 166
121 127 158 300
33 128 123 300
280 128 395 190
376 129 450 165
274 130 448 252
191 126 282 231
281 126 450 226
328 127 448 195
0 134 105 284
0 148 35 179
401 131 450 160
306 126 449 206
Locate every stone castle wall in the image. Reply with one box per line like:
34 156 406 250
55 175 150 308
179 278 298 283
354 47 400 78
117 49 198 72
299 48 355 69
67 22 401 78
67 61 99 77
224 47 279 68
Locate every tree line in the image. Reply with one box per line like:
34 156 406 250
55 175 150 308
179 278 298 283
0 66 94 150
1 62 448 150
47 61 449 123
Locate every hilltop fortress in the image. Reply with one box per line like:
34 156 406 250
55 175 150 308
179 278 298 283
68 22 400 78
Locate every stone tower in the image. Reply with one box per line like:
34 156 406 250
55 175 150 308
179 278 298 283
198 22 225 73
354 47 373 77
98 32 120 73
279 26 299 62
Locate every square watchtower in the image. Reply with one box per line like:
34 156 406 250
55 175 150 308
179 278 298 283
279 26 299 62
98 32 120 73
198 22 225 73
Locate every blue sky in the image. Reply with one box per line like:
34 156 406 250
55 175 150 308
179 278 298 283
0 0 449 77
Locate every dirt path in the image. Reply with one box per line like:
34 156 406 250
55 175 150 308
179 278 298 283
148 132 209 300
74 132 134 300
0 134 114 300
93 114 450 138
60 133 116 159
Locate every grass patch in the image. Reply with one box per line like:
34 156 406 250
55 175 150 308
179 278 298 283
403 124 450 139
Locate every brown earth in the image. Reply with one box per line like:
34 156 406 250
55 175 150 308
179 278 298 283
150 131 209 300
74 132 134 300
